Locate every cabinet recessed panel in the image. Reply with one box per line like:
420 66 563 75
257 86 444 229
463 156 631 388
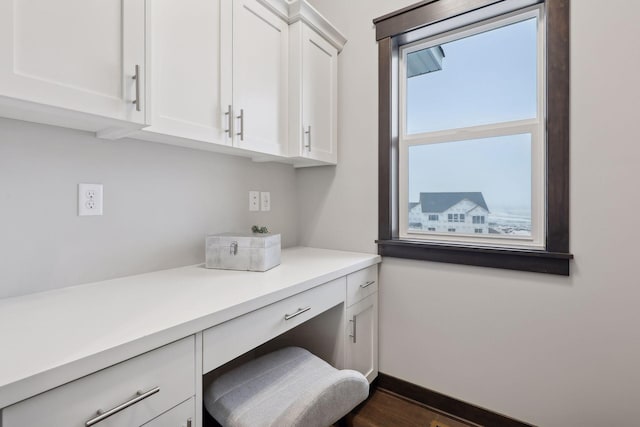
346 293 378 383
0 0 145 124
304 39 332 154
301 26 337 163
233 0 287 155
150 0 225 140
351 303 374 374
13 0 122 98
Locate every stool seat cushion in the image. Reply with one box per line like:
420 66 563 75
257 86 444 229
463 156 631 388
204 347 369 427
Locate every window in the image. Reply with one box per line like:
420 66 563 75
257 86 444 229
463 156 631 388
428 227 436 231
375 0 572 275
428 214 439 221
401 6 543 247
446 213 465 223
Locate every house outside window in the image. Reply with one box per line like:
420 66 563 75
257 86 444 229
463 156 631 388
411 192 488 234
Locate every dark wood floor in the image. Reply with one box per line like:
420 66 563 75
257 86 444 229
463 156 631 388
205 388 479 427
344 389 479 427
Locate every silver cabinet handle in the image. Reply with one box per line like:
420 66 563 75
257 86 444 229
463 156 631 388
224 105 233 136
304 125 311 151
236 109 244 141
132 65 141 112
360 280 376 289
349 315 357 343
85 386 160 426
284 306 311 320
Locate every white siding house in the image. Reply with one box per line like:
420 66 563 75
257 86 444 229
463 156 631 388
409 192 489 235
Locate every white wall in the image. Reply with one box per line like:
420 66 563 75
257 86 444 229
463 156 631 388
301 1 640 425
0 118 298 298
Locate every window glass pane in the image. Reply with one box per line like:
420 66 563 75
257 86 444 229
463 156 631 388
405 18 537 134
407 134 532 237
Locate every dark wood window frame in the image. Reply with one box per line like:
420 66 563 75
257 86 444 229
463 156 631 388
374 0 573 275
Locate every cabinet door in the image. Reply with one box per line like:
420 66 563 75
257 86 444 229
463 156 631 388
0 0 145 124
144 0 232 145
142 397 195 427
301 25 338 163
345 293 378 383
232 0 288 156
2 337 195 427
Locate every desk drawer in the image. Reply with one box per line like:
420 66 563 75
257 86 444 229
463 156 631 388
2 336 195 427
346 265 378 307
203 278 345 373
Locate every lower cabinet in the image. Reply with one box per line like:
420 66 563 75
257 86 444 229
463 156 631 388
1 337 195 427
345 293 379 383
202 277 345 374
344 266 379 383
0 263 380 426
142 397 195 427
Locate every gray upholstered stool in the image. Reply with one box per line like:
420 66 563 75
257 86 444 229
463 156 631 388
203 347 369 427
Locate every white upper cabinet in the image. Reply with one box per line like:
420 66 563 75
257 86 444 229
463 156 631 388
288 1 345 166
0 0 346 165
301 26 337 163
139 0 232 146
137 0 288 156
138 0 344 164
232 0 289 156
0 0 146 136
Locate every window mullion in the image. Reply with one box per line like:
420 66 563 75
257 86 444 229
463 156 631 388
401 120 540 147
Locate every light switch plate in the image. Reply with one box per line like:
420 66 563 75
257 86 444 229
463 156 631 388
260 192 271 212
249 191 260 211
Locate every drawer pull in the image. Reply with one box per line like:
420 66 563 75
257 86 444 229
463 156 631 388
360 280 376 289
349 315 357 343
284 306 311 320
85 386 160 426
236 108 244 141
132 64 141 112
304 125 312 151
224 104 233 136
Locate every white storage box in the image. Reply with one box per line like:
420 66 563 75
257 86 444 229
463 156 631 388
205 233 281 272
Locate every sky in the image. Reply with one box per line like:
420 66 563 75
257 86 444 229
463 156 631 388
406 17 537 214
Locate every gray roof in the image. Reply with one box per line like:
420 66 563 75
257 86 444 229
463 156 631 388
407 46 445 78
419 192 489 213
409 202 420 210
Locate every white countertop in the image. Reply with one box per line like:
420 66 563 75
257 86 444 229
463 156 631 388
0 247 380 408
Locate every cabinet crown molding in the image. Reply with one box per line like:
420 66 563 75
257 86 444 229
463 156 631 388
288 0 346 51
260 0 346 52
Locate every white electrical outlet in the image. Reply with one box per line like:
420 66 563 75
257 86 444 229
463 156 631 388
260 192 271 212
78 183 103 216
249 191 260 211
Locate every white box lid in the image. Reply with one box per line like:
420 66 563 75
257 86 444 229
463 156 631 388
206 233 281 248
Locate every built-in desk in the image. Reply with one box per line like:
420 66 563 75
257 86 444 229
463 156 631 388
0 247 380 427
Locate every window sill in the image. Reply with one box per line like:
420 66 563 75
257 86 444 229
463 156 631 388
376 239 573 275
